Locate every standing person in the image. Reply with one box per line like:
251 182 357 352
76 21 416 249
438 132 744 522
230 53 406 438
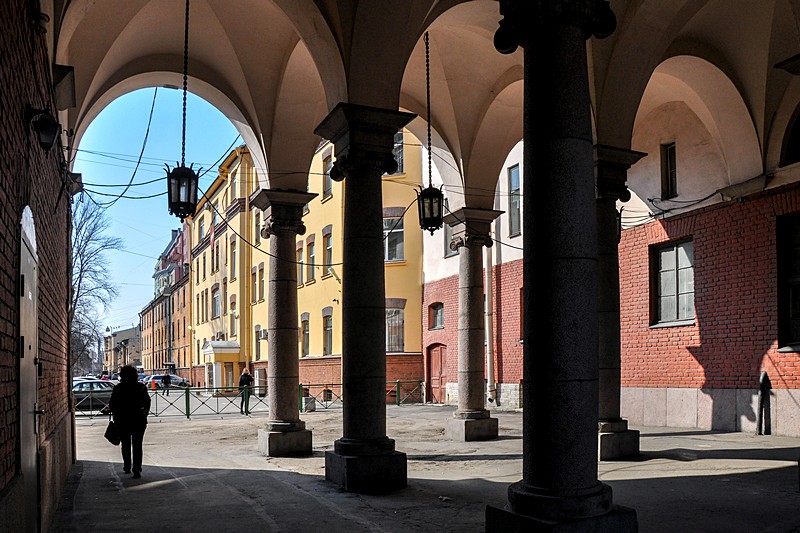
109 365 151 479
161 372 172 396
238 368 254 414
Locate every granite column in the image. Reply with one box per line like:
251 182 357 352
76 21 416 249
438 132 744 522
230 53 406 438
315 103 415 494
444 208 501 441
487 1 637 529
252 189 315 457
596 145 645 460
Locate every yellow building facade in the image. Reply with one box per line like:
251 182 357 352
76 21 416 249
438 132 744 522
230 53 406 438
187 132 424 390
188 146 261 389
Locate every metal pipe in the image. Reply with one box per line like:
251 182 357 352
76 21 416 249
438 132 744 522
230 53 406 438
484 244 496 403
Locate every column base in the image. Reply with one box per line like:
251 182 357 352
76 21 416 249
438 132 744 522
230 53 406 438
446 416 498 441
598 419 639 460
325 450 407 494
257 429 312 457
486 504 637 532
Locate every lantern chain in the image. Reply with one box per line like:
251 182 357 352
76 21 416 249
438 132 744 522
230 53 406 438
181 0 190 167
425 31 432 188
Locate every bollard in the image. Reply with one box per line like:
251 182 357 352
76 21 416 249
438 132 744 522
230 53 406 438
396 380 401 406
184 387 191 419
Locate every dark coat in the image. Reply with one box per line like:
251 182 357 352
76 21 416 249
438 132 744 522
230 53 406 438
109 381 151 432
238 373 254 389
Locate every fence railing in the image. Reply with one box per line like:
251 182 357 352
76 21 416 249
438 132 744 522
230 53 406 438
74 380 425 419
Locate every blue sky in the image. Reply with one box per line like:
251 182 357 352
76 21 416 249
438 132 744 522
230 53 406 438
72 88 239 331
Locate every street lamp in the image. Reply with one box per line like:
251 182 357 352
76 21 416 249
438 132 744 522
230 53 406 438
166 164 199 220
417 185 444 235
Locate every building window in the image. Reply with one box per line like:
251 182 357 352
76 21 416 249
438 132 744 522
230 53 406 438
660 142 677 199
255 212 261 245
211 288 220 318
230 242 237 279
202 253 206 279
323 316 332 356
653 240 694 324
222 280 228 314
251 272 257 303
198 217 205 240
212 202 219 226
215 243 220 272
323 156 333 199
255 334 262 360
324 233 333 270
386 309 404 352
508 164 521 237
258 267 265 300
307 242 315 282
391 131 404 174
230 303 237 337
196 295 200 325
301 319 310 357
297 248 304 285
429 303 444 330
383 217 404 261
205 289 210 322
778 214 800 346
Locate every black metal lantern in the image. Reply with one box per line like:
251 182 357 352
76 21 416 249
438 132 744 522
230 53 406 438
417 184 444 235
25 105 61 151
166 164 199 220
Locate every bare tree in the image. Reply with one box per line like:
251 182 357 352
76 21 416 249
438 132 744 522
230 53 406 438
70 200 123 371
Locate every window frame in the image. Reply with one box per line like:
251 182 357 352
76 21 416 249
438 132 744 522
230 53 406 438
651 239 695 327
660 142 678 200
383 217 405 262
508 164 521 237
429 303 444 330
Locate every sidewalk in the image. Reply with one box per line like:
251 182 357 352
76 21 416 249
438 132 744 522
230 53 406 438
52 405 800 532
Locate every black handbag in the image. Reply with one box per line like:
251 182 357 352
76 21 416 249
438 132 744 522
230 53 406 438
104 415 120 446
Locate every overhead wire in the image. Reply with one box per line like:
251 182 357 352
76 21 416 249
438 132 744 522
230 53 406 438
94 88 159 208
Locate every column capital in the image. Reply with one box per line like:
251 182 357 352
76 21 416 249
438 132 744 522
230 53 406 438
444 207 503 249
314 103 416 179
595 144 646 202
250 188 316 238
494 0 616 53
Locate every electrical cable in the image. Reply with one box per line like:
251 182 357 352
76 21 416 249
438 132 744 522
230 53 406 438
94 88 159 208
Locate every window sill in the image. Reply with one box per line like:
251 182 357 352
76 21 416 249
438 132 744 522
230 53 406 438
385 260 406 266
230 276 236 281
297 283 304 288
321 194 333 204
429 326 444 331
649 319 695 329
306 279 316 285
508 232 521 238
321 273 332 280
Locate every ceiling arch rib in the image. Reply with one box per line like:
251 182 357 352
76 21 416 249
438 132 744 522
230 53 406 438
400 0 522 210
636 55 762 185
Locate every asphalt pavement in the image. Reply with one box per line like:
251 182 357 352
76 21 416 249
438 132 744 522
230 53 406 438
51 404 800 532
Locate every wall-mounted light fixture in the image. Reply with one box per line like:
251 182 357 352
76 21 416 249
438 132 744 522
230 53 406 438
25 105 61 152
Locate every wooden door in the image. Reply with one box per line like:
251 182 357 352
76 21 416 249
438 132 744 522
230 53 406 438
427 344 447 403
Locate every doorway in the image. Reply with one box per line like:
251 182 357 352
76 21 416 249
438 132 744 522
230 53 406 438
426 344 447 403
20 207 40 532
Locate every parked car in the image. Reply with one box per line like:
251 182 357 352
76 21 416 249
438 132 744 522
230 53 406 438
72 379 114 411
146 374 189 389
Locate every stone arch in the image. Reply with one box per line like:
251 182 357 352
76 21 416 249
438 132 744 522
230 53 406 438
399 0 523 211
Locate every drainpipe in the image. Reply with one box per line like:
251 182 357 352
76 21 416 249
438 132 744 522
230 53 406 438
484 245 496 403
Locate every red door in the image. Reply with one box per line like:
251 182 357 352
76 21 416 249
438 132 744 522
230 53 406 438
427 345 447 403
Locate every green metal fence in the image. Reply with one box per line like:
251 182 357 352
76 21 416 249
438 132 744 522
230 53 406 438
74 380 425 419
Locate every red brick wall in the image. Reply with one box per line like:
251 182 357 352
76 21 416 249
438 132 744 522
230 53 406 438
422 260 524 389
620 182 800 389
1 1 72 527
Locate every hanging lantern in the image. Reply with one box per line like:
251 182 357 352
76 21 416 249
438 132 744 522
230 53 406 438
417 184 444 235
166 164 199 220
166 0 200 220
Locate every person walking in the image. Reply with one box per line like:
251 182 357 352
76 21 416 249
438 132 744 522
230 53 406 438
109 365 152 479
161 372 172 396
238 368 254 414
